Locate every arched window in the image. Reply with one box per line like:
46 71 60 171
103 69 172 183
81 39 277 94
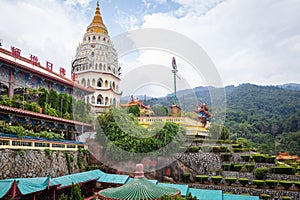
91 96 95 104
99 63 102 70
93 36 96 40
92 79 95 87
105 97 109 105
105 80 108 87
81 79 86 87
88 37 90 41
103 64 106 71
97 78 103 87
97 95 104 104
87 79 90 87
95 63 98 70
98 36 101 40
112 82 115 90
113 98 116 106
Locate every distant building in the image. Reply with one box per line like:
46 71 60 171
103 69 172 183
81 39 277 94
72 2 122 114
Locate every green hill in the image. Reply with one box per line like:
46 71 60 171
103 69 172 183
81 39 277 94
145 83 300 155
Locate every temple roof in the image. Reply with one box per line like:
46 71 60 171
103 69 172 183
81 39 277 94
99 178 179 200
87 2 108 34
98 164 179 200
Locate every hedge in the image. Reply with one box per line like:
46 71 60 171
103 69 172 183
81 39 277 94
245 164 255 172
188 146 200 153
271 166 295 175
254 167 269 179
232 144 242 148
265 156 276 164
220 153 232 162
195 175 208 184
253 180 265 188
238 178 249 187
182 173 190 183
223 164 231 171
241 155 250 162
224 177 237 186
265 180 278 189
281 196 292 200
233 164 243 172
252 154 266 163
211 176 222 185
279 180 293 190
260 194 270 200
212 146 230 153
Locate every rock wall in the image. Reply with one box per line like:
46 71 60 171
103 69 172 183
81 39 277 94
0 149 89 179
190 184 300 200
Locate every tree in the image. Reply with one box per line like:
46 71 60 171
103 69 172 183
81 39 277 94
128 105 140 117
152 105 169 116
70 183 84 200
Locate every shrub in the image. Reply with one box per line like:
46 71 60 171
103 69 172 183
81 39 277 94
241 155 250 162
44 148 52 156
212 146 230 153
238 178 249 187
220 153 232 161
245 164 255 172
225 177 237 186
279 180 293 190
254 167 269 179
260 194 270 200
281 196 292 200
189 146 200 153
252 154 266 163
223 164 231 171
232 148 247 153
195 175 208 184
182 173 190 183
233 164 243 172
271 167 295 175
265 156 276 163
253 180 265 188
232 144 242 148
265 180 278 189
211 176 222 185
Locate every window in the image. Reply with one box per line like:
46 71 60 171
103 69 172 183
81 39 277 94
97 95 103 104
92 96 95 104
105 97 109 105
97 78 103 87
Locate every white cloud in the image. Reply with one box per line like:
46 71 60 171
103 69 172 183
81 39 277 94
134 0 300 86
0 0 89 78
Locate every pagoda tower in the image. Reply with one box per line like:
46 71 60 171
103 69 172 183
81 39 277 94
72 2 122 114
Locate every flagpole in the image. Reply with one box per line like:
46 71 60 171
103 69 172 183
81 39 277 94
174 71 177 104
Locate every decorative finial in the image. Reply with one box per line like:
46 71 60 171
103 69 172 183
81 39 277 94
134 163 144 178
97 0 99 7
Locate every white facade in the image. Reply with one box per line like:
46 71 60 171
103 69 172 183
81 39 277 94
73 3 121 113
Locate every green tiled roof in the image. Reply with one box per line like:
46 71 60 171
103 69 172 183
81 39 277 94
126 177 158 184
223 194 260 200
188 188 222 200
52 169 103 189
97 173 129 184
99 178 179 200
157 183 189 196
0 176 51 198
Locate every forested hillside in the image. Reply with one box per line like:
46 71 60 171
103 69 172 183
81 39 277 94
144 83 300 155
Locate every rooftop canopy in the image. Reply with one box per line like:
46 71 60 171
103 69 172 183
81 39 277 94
98 164 179 200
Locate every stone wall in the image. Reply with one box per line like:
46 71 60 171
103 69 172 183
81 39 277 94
0 149 89 179
190 184 300 200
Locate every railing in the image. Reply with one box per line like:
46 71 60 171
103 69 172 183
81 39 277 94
0 133 87 151
137 116 209 136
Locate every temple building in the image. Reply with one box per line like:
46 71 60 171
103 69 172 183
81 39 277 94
72 2 122 114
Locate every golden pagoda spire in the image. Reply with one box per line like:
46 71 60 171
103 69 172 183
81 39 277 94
87 1 108 34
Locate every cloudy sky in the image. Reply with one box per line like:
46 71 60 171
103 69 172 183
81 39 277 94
1 0 299 91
